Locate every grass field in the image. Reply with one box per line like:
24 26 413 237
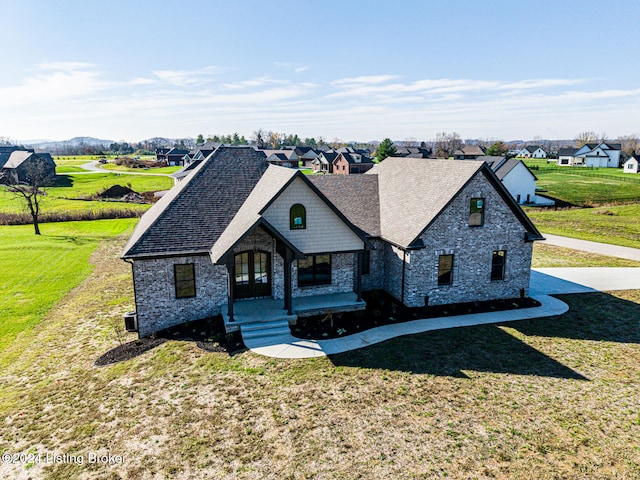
0 232 638 479
532 243 640 267
527 203 640 248
533 172 640 205
0 219 138 354
100 163 181 174
0 173 171 217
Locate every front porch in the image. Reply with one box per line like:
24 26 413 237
222 291 366 333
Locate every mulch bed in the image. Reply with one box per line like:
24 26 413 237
292 290 541 340
95 315 245 366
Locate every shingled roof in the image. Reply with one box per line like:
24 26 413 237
122 146 269 258
372 158 486 247
308 174 381 237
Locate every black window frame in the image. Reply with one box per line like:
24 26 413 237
297 255 332 287
491 250 506 281
290 203 306 230
469 197 485 227
438 254 454 286
174 263 196 298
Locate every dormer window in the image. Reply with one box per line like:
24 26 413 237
290 204 306 229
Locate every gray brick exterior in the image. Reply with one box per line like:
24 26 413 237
361 239 385 292
396 173 532 307
132 255 227 337
130 169 536 336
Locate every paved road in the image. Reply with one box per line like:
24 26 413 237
79 161 171 177
541 233 640 261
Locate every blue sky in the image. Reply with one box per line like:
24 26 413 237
1 0 639 143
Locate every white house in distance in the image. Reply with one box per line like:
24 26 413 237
518 146 547 159
557 147 579 166
623 155 639 174
564 142 622 168
477 156 554 206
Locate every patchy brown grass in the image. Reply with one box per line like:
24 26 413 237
532 242 640 268
1 237 639 479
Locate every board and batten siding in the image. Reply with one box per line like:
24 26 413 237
262 177 365 254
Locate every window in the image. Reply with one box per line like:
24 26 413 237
174 263 196 298
290 204 306 230
438 254 454 286
298 255 331 287
491 250 506 281
361 250 371 275
469 198 485 226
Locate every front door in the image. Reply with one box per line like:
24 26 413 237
234 251 271 299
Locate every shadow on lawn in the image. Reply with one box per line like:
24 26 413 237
331 292 638 379
330 323 588 380
511 292 640 344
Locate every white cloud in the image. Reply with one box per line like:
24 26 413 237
151 66 225 87
3 63 640 141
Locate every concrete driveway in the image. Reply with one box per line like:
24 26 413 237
530 267 640 295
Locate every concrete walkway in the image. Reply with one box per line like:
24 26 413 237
243 294 569 359
243 266 640 359
541 233 640 261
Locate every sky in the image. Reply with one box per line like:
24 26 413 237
1 0 639 143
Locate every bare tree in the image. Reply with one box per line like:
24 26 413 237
575 131 597 148
618 134 640 156
401 137 419 147
252 128 267 148
7 161 56 235
434 131 463 158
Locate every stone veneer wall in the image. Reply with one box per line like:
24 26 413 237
400 173 533 307
292 253 355 297
361 239 385 292
132 255 227 337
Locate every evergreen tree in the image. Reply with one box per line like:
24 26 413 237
375 138 396 163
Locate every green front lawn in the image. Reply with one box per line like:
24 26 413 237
0 219 138 354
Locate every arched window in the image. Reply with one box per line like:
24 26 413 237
290 204 306 229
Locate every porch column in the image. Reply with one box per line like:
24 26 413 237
356 252 363 302
284 248 294 315
225 257 235 322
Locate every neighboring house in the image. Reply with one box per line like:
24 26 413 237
478 156 553 206
572 142 621 168
393 146 432 158
0 150 56 184
336 146 372 157
332 152 374 174
155 148 170 163
518 146 547 159
623 156 639 173
557 147 579 166
265 150 299 168
122 147 543 338
294 147 320 168
312 150 338 173
165 148 190 166
263 150 298 168
453 145 485 160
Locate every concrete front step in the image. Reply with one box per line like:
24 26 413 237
240 320 292 340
